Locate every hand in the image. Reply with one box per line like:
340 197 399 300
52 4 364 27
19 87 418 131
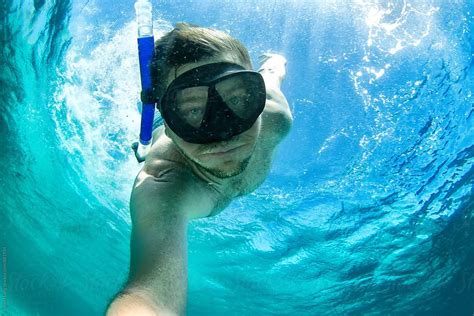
258 52 287 67
258 52 287 81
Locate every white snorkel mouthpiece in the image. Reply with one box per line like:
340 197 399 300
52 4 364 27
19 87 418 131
134 0 153 38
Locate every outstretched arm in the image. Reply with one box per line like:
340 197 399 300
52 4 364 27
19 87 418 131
106 164 194 316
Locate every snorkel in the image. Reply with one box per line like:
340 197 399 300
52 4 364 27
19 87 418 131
133 0 155 162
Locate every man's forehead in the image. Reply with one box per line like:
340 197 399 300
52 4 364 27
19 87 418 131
165 53 243 87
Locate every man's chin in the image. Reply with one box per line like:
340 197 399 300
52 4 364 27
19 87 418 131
204 156 252 179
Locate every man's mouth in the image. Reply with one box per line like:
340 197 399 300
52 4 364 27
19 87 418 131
204 144 246 155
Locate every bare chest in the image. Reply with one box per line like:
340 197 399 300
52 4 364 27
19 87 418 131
226 141 273 197
197 140 274 217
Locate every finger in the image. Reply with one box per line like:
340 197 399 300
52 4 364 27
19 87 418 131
258 54 270 63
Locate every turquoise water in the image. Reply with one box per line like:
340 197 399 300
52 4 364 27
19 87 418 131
1 0 473 315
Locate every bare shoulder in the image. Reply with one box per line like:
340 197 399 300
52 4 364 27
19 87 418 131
132 157 223 220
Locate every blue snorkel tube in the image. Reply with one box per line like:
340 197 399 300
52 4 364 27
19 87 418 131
132 0 155 162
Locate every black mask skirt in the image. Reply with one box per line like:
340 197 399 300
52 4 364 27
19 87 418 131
158 62 267 144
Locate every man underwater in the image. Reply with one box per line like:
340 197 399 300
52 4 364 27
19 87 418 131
107 23 292 316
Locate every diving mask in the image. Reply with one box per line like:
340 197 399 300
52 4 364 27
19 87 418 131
158 62 266 144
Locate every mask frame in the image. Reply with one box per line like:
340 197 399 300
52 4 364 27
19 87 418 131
158 62 266 144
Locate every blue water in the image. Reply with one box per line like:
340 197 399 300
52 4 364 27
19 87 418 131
1 0 473 315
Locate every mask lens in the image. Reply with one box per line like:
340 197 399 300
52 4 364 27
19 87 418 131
215 73 266 119
175 86 208 128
